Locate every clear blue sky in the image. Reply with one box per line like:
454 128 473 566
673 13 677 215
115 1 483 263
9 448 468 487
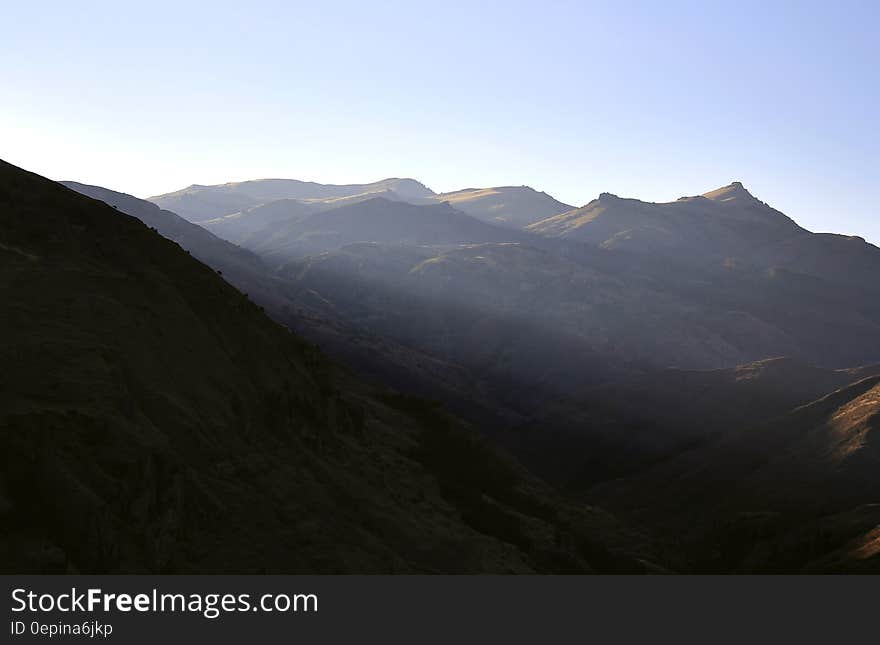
2 1 877 242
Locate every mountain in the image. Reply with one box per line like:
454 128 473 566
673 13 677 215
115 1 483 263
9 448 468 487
251 184 880 528
57 182 533 439
434 186 573 228
528 182 880 293
750 230 880 293
508 358 880 492
240 197 530 263
61 181 267 277
0 159 658 573
149 177 573 244
275 242 620 410
589 373 880 572
149 177 435 222
280 228 880 378
8 158 880 573
199 187 443 248
59 181 320 323
198 198 324 245
528 182 801 260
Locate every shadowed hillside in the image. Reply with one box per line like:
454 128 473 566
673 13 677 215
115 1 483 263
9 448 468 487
62 181 268 277
589 375 880 572
507 358 880 492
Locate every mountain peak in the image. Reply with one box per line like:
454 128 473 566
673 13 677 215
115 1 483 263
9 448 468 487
379 177 436 198
702 181 755 202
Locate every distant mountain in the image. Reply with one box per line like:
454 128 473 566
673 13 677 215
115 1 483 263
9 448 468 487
149 177 435 222
528 181 880 292
750 230 880 293
149 177 573 241
434 186 573 228
528 182 800 260
149 176 880 432
200 187 442 247
242 197 530 262
199 198 324 245
273 229 880 481
2 159 657 573
282 231 880 376
277 242 618 418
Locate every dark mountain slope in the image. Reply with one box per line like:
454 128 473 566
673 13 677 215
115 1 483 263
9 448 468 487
57 183 527 440
508 358 880 491
579 357 880 441
589 374 880 572
0 159 656 574
61 181 266 276
60 181 324 323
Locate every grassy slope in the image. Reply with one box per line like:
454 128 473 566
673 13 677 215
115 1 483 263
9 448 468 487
589 375 880 572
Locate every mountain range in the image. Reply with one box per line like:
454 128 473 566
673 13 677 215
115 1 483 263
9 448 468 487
3 159 880 572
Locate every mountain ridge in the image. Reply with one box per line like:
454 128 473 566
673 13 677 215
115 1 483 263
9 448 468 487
149 178 436 222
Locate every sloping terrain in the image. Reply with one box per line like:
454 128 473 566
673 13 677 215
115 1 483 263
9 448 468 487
434 186 573 228
243 197 530 263
508 358 880 491
149 177 435 222
43 171 880 573
61 184 530 433
528 182 801 260
0 159 658 574
589 375 880 572
528 181 880 294
62 181 268 277
198 198 324 245
61 181 321 323
279 234 880 384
